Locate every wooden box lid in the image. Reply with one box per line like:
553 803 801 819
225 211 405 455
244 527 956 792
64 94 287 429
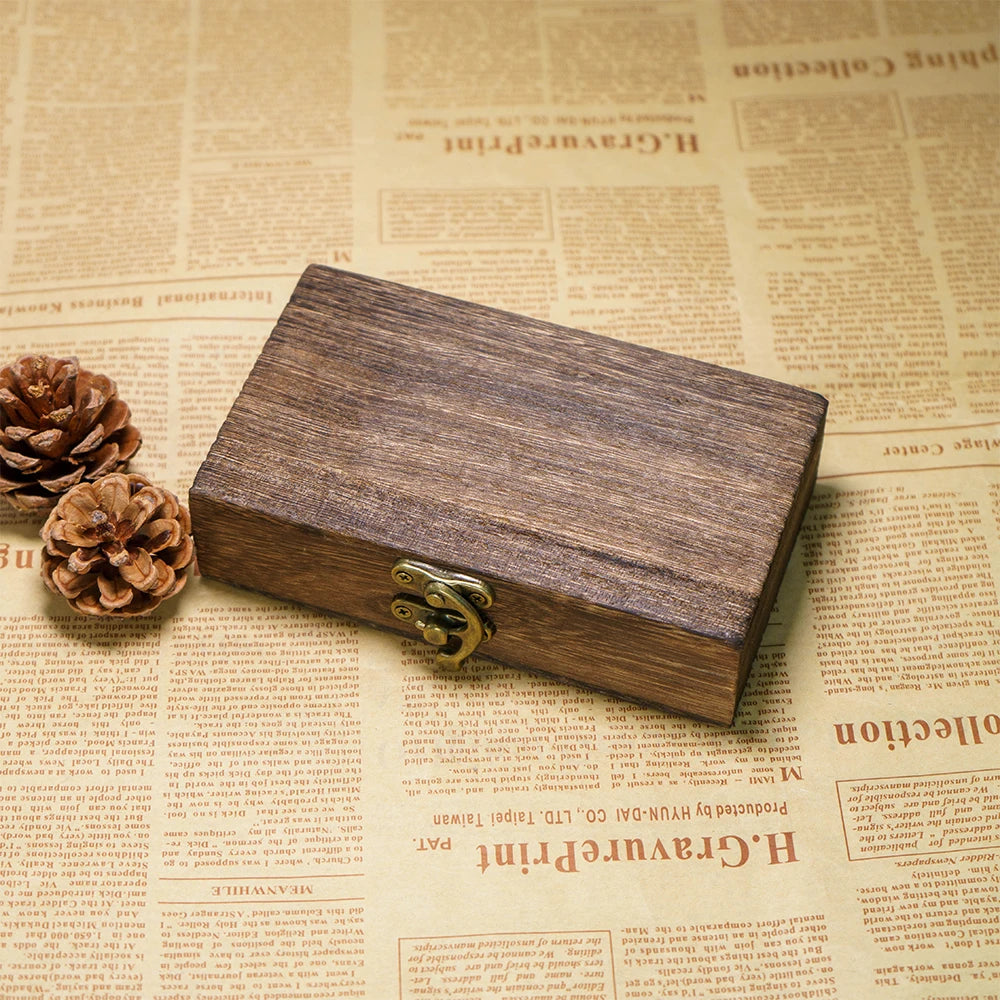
189 266 826 725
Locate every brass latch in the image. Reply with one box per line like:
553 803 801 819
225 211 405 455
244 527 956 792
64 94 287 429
390 558 495 670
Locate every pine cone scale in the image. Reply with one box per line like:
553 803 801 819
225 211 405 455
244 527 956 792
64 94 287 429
56 484 100 522
99 399 130 436
37 465 87 493
165 534 194 569
28 428 67 457
87 442 125 479
150 561 177 597
95 474 127 515
141 518 182 551
49 563 95 599
121 488 162 529
1 387 36 425
21 387 50 420
73 391 106 434
67 548 104 574
98 574 133 609
0 443 44 473
70 424 104 457
106 542 130 567
51 371 75 407
52 519 96 548
119 547 156 589
47 405 75 427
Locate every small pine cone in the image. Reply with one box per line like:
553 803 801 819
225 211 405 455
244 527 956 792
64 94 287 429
0 355 141 512
41 473 194 617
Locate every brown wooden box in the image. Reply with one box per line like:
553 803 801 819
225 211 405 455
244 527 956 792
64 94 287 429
189 266 826 725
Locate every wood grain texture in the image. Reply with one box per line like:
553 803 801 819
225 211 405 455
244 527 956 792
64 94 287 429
190 265 827 725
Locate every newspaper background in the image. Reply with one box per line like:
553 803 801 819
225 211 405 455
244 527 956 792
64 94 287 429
1 1 998 998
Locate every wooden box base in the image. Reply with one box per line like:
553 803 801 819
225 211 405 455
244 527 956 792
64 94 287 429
190 266 826 725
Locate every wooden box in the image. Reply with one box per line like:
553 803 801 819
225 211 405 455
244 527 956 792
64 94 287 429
189 266 826 725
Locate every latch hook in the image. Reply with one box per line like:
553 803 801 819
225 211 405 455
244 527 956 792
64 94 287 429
390 558 495 670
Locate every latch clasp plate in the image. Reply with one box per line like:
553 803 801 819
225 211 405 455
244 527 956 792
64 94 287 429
390 558 495 670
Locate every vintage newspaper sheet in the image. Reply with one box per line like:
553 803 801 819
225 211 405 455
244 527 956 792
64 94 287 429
1 2 998 998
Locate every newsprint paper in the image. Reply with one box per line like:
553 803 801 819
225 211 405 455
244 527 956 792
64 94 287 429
1 2 998 999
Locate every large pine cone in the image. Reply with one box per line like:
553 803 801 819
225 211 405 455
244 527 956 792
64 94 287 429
41 473 194 616
1 355 141 512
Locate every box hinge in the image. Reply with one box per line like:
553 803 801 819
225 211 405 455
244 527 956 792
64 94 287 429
390 558 495 670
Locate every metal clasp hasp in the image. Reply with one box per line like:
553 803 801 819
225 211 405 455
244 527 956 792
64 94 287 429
390 558 495 670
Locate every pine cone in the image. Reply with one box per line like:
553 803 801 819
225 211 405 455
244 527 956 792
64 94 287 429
0 354 141 512
41 473 194 616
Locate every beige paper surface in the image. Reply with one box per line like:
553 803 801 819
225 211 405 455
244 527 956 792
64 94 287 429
1 2 998 998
